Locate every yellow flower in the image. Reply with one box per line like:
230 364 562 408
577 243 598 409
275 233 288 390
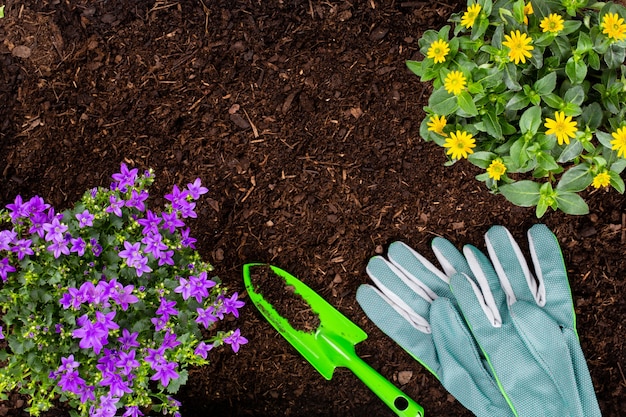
592 171 611 189
602 12 626 41
502 30 534 65
461 3 481 28
427 39 450 64
487 159 507 181
444 71 467 96
610 126 626 158
544 111 578 145
540 13 564 33
523 2 533 25
444 130 476 160
427 115 447 136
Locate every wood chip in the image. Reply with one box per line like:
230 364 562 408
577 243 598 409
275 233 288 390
12 45 31 59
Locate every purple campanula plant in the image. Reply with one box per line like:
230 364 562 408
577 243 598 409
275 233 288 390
0 164 246 416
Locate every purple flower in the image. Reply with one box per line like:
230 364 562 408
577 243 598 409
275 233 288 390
180 228 197 249
187 178 208 200
128 256 152 277
178 200 197 219
0 258 16 282
125 189 148 212
77 384 96 403
137 210 161 235
161 211 184 233
95 310 119 332
90 394 119 417
72 314 109 354
112 163 138 192
70 237 87 256
6 195 29 222
26 196 50 215
0 230 17 251
0 326 4 339
96 349 119 375
112 284 138 311
145 346 166 369
150 360 179 388
164 185 189 210
28 212 48 237
194 341 213 359
195 306 217 329
122 405 144 417
76 210 95 228
58 355 80 372
118 241 141 263
91 239 103 257
105 195 125 217
47 239 70 259
43 217 68 242
57 370 86 394
157 249 175 266
222 292 246 318
155 297 178 320
141 233 167 258
150 316 167 332
100 372 133 397
162 330 181 349
118 328 140 351
173 277 192 300
189 271 216 303
11 238 33 261
223 328 248 353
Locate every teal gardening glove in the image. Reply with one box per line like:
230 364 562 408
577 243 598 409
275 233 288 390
356 239 515 416
447 224 601 416
357 224 601 416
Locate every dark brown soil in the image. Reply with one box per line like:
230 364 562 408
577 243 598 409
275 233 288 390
247 263 320 333
0 1 624 416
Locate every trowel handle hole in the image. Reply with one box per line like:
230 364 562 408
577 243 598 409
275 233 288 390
394 396 409 411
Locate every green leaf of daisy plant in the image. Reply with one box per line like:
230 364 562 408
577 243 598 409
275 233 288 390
499 180 541 207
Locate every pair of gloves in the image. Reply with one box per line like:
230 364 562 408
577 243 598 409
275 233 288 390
357 224 601 417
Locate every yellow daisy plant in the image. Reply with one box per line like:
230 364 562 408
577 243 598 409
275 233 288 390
444 130 476 160
461 3 481 28
502 30 534 65
427 39 450 64
523 2 533 25
602 12 626 41
592 171 611 189
540 14 564 33
544 111 578 145
486 159 507 181
444 71 467 96
427 115 447 136
610 127 626 158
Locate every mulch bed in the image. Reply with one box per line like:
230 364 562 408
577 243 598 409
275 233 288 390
0 0 624 416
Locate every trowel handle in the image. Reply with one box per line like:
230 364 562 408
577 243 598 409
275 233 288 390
348 355 424 417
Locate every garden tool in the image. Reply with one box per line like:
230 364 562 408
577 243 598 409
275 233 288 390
357 241 515 417
447 224 601 417
242 263 424 417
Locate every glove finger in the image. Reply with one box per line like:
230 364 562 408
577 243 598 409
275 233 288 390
366 256 433 331
430 298 515 417
461 245 507 327
510 301 584 416
562 329 602 417
356 284 441 377
527 224 575 327
485 225 540 306
387 241 453 299
431 236 473 277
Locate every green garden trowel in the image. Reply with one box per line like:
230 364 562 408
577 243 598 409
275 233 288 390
242 263 424 417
